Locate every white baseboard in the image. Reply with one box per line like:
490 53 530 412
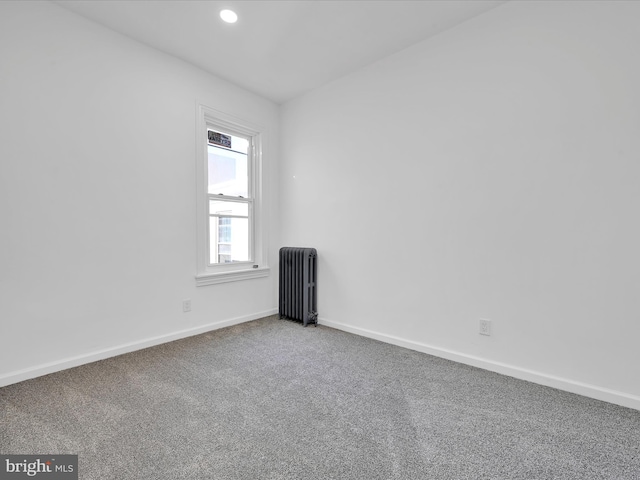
319 317 640 412
0 308 278 388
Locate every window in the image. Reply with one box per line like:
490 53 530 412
195 105 269 285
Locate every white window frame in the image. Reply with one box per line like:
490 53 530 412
195 104 269 286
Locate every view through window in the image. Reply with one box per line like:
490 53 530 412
207 130 251 264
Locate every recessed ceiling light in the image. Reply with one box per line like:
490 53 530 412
220 9 238 24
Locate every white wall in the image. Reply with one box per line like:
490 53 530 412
0 1 279 384
280 0 640 409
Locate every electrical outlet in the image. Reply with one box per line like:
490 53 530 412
479 318 491 336
182 299 191 313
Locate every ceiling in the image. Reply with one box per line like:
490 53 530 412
54 0 507 104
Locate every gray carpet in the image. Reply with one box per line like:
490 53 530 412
1 316 639 479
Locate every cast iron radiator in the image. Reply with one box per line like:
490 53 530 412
279 247 318 327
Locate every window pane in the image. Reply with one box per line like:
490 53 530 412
207 130 248 198
209 216 250 264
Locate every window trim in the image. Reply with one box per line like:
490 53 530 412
195 104 269 286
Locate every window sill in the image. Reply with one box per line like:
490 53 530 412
195 266 270 286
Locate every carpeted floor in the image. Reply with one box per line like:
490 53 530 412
1 316 639 479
